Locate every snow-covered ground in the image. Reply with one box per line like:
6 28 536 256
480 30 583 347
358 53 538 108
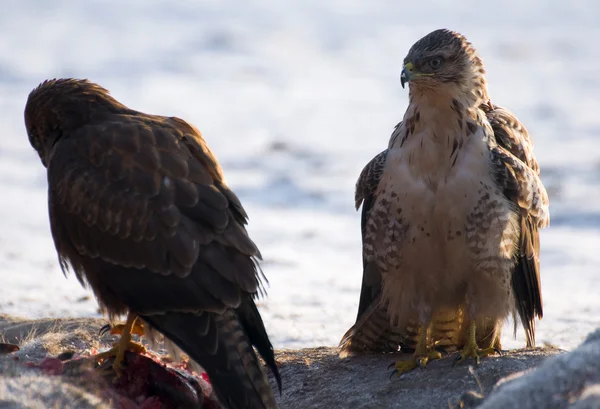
1 0 599 352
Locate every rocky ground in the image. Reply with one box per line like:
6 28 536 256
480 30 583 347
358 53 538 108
1 315 599 408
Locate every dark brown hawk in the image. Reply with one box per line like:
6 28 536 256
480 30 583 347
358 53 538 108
339 29 550 374
24 78 281 408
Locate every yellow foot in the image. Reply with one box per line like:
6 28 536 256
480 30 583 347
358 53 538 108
430 338 452 356
390 349 443 377
453 321 501 366
453 344 499 366
99 321 145 337
92 341 147 375
93 313 145 377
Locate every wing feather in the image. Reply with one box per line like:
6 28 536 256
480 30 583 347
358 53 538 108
27 79 279 409
47 115 263 311
487 105 549 347
340 149 398 356
354 150 388 317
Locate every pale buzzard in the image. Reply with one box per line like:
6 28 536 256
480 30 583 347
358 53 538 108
339 29 549 374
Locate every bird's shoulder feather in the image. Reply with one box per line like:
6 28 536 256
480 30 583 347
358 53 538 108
355 149 389 211
485 104 549 227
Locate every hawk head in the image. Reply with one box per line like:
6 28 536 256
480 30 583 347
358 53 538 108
400 29 488 101
24 78 128 167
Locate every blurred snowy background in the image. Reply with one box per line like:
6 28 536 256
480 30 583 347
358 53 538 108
1 0 599 351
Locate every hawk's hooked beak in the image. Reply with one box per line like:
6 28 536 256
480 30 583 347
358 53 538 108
400 61 414 89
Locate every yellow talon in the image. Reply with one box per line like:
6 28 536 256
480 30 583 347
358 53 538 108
391 324 442 376
393 358 418 375
454 321 500 366
91 313 146 376
393 349 442 375
109 320 145 336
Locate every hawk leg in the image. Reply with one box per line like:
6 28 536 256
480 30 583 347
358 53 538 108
454 321 501 366
93 312 146 375
100 320 145 337
391 324 442 376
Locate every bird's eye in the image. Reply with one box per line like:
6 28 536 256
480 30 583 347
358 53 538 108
428 57 443 69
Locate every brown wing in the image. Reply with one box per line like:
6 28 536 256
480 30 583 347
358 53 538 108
48 115 259 306
46 114 280 408
340 149 413 356
487 105 540 174
487 105 549 347
354 149 388 317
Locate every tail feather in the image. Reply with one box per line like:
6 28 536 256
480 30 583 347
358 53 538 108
236 296 281 393
339 296 410 357
143 307 279 409
512 216 543 348
339 302 502 357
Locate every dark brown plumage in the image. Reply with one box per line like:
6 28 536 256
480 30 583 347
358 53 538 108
24 78 281 409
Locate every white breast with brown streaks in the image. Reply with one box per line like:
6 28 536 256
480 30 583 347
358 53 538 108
366 111 519 327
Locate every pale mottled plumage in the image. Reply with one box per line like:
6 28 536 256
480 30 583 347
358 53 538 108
340 29 549 359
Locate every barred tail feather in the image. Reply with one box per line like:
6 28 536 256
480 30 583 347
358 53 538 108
339 297 410 357
143 308 279 409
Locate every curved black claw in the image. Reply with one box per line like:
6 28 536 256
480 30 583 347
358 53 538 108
389 366 410 379
434 346 450 356
388 364 398 379
494 348 503 356
99 324 112 336
387 362 401 379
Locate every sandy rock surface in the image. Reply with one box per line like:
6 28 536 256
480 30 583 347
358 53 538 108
2 315 598 408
